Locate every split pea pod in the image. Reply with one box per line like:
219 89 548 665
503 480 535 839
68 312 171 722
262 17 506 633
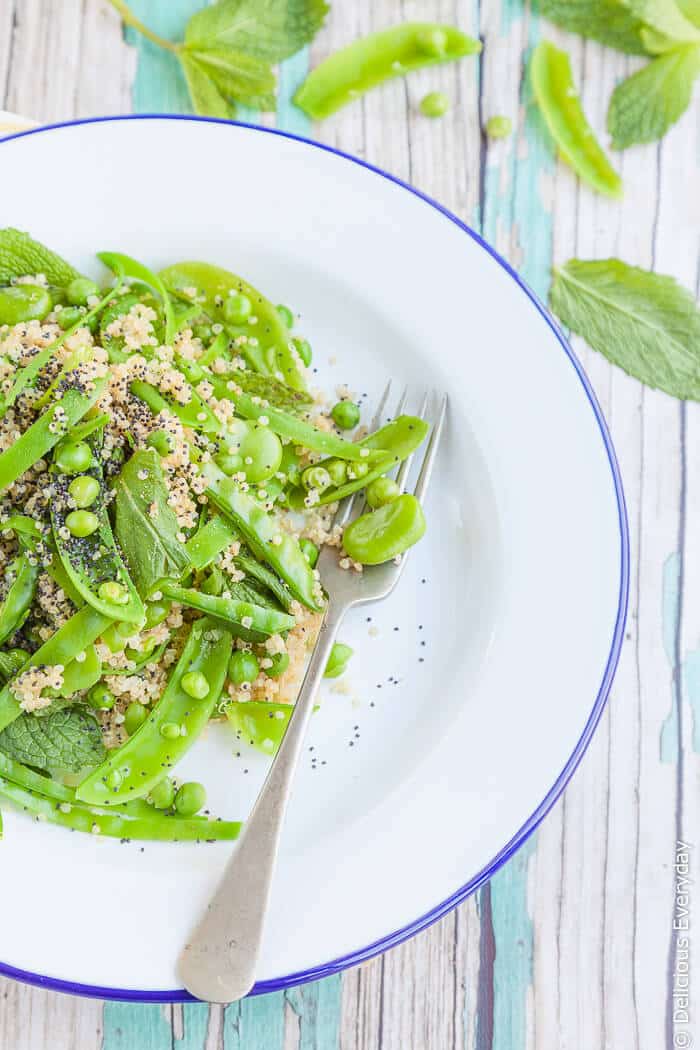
0 553 39 646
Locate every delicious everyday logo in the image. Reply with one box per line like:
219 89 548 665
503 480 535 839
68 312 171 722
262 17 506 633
672 840 692 1046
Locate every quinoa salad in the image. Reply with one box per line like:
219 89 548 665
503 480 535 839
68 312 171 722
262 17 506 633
0 229 428 842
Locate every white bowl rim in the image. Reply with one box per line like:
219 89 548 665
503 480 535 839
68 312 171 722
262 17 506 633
0 114 630 1002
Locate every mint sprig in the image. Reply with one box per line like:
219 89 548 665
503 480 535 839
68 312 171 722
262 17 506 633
550 259 700 400
108 0 328 117
0 706 106 774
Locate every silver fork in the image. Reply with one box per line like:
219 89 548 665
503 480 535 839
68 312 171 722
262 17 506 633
178 383 447 1003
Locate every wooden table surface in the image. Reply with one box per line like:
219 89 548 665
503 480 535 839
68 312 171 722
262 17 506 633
1 1 698 1047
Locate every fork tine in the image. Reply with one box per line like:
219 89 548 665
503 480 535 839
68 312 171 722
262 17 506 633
370 379 393 431
394 385 408 417
413 393 447 504
396 391 429 492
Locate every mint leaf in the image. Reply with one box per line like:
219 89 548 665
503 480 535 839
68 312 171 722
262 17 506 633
180 53 235 119
550 259 700 400
0 706 105 773
0 228 80 287
113 449 190 597
607 45 700 148
538 0 651 55
184 47 277 109
185 0 329 62
626 0 700 48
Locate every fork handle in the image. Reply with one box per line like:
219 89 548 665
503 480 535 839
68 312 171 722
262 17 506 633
178 602 343 1002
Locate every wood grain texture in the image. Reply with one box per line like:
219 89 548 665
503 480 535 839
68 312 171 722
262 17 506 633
1 0 698 1047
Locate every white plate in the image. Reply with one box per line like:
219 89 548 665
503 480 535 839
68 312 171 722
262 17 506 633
0 116 628 1001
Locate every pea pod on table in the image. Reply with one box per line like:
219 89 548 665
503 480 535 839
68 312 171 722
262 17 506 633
77 617 232 806
51 435 144 625
160 261 307 391
294 23 482 119
202 462 324 612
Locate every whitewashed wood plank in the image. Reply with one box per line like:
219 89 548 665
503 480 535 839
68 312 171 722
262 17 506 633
0 980 103 1050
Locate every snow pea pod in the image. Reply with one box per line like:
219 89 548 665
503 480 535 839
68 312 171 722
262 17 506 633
207 374 379 462
0 605 113 732
185 514 237 571
203 462 324 612
130 378 220 436
77 617 232 805
51 438 145 625
0 553 39 646
303 414 429 506
0 775 241 841
342 494 426 564
531 40 622 199
294 23 482 119
158 580 295 641
160 262 307 391
46 644 101 699
233 551 294 613
0 284 52 325
0 378 107 493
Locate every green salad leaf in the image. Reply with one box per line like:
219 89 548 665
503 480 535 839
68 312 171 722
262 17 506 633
113 449 190 597
607 44 700 148
0 228 81 287
184 0 329 62
550 259 700 400
0 706 106 773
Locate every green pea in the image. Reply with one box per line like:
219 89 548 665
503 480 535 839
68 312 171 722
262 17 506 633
300 538 319 568
124 701 148 736
417 27 448 56
65 510 100 538
106 768 123 790
87 683 115 710
331 400 360 429
193 324 213 343
98 580 129 605
182 670 210 700
366 476 400 509
276 304 294 328
223 292 252 325
419 91 449 118
144 600 170 629
125 636 158 662
292 337 312 366
146 429 174 456
57 305 83 330
325 458 347 486
68 474 100 508
148 777 175 810
101 620 135 654
348 461 369 480
486 115 512 139
160 721 181 739
302 465 331 492
174 781 206 817
201 567 224 596
229 650 260 686
217 422 283 485
66 277 100 306
54 441 93 474
267 651 290 678
0 284 52 325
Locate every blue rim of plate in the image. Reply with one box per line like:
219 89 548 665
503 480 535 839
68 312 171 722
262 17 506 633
0 114 630 1003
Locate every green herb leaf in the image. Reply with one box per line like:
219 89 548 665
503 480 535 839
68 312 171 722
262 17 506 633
0 228 81 287
179 53 236 119
531 41 623 198
185 0 329 62
0 706 106 774
607 45 700 148
183 47 277 110
626 0 700 49
113 449 190 597
538 0 651 55
550 259 700 400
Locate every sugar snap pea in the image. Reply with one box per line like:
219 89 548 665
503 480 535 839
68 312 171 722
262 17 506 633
77 617 232 805
157 579 295 641
0 552 39 646
0 284 52 325
185 514 237 571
